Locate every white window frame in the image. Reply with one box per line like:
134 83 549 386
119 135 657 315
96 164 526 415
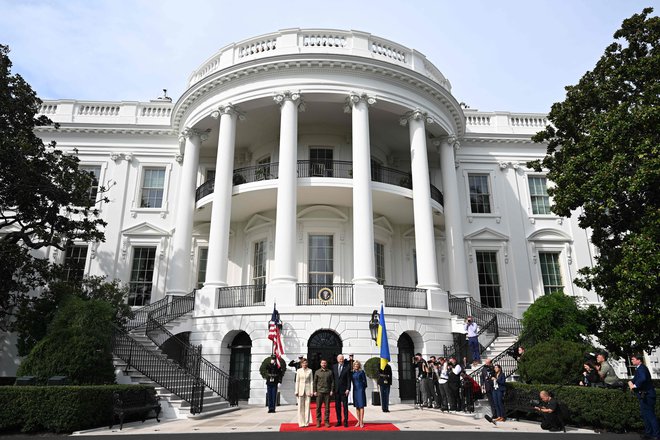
473 249 504 308
524 173 558 220
462 169 500 221
131 162 172 217
121 236 166 306
78 162 107 209
530 242 573 297
305 232 337 284
62 242 91 282
127 245 159 307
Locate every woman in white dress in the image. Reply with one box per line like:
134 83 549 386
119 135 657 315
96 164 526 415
295 358 314 427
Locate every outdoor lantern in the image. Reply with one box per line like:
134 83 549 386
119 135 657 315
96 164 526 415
369 310 379 341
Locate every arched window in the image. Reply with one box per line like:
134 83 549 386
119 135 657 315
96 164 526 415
307 330 343 372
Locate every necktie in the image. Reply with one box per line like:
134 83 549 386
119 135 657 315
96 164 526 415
339 365 342 374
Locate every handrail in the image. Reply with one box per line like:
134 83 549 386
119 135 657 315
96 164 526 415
296 283 353 306
194 160 444 208
112 326 204 414
125 295 172 330
145 317 239 406
217 285 266 308
443 314 498 360
469 336 532 386
147 291 196 326
383 285 427 309
447 293 522 336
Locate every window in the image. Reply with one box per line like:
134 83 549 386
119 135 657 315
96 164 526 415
476 251 502 308
375 242 385 285
140 168 166 208
206 169 215 182
539 252 563 294
310 148 333 177
252 240 267 302
308 234 333 286
197 247 208 289
63 244 88 282
468 174 492 214
79 165 101 204
529 176 551 215
128 247 156 306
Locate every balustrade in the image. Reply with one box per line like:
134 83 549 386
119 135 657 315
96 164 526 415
296 283 353 306
217 285 266 308
383 285 427 309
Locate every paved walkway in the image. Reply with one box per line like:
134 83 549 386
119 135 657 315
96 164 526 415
73 404 596 435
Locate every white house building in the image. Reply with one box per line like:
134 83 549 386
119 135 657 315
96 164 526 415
5 28 643 413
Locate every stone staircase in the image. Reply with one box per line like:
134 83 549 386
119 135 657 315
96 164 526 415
113 310 238 419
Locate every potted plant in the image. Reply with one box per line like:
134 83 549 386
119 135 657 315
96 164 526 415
364 357 381 406
233 173 246 185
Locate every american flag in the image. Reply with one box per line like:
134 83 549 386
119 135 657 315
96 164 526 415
268 305 284 368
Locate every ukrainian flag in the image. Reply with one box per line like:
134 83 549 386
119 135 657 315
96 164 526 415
376 303 391 369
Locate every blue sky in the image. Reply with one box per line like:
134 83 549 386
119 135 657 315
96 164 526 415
0 0 654 113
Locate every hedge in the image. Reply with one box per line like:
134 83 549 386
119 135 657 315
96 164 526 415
508 382 660 433
0 384 156 433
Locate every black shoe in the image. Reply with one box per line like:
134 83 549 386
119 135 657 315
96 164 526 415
484 415 496 424
336 422 342 427
343 422 348 427
549 428 561 432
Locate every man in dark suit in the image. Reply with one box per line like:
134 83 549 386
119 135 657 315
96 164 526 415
332 354 352 427
628 353 659 440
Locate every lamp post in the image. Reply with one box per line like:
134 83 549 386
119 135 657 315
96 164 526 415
369 309 379 342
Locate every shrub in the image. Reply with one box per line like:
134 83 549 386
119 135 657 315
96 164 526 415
517 339 591 385
364 357 380 380
0 384 155 433
17 296 115 384
508 382 660 433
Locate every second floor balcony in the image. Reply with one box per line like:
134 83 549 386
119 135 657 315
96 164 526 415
195 160 444 206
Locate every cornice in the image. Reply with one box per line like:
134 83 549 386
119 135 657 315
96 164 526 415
35 125 177 136
173 54 465 135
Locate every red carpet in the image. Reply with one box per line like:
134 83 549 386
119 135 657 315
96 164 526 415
280 401 399 432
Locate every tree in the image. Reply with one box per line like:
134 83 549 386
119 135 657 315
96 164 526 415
529 8 660 355
519 292 591 346
16 296 116 384
0 44 107 329
12 276 131 356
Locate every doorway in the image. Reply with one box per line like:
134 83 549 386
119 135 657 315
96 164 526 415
307 330 343 372
229 331 252 400
397 332 416 400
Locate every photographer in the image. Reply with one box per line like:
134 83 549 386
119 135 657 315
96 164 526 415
464 316 480 365
413 353 430 409
534 390 562 432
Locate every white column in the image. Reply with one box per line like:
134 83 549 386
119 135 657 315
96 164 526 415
204 105 240 292
348 93 377 284
401 110 440 289
439 136 469 297
271 91 302 284
166 128 203 296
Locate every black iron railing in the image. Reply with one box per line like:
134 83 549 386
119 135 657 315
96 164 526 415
447 293 522 336
148 291 196 326
194 161 444 207
112 326 204 414
145 317 239 406
297 160 353 178
442 314 499 360
217 285 266 308
469 336 530 386
383 285 427 309
296 283 353 306
125 295 172 330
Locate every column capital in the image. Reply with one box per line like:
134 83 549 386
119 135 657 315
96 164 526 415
399 109 434 126
273 91 305 111
344 92 377 113
433 135 460 151
210 104 246 120
178 127 208 145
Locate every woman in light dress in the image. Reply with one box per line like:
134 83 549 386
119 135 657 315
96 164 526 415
295 358 314 427
351 359 368 428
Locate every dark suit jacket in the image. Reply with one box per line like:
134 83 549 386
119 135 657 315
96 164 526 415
332 361 352 393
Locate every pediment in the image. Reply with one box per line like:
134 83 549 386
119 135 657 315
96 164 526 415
297 205 348 222
465 227 509 241
122 222 170 237
528 228 572 242
244 214 274 233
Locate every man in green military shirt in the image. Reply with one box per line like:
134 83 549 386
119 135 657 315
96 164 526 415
313 359 334 428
